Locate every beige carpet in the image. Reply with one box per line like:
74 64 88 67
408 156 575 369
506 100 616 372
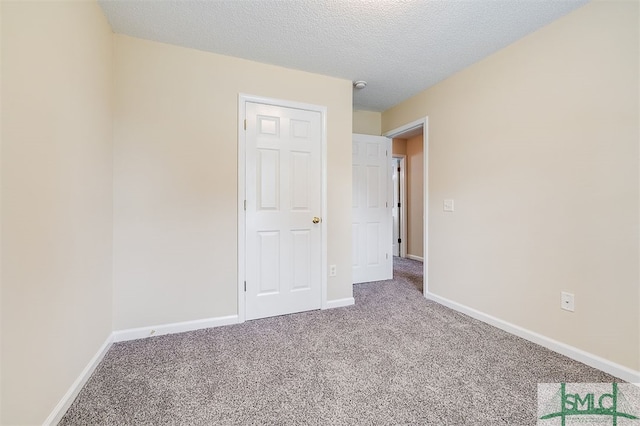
59 257 617 425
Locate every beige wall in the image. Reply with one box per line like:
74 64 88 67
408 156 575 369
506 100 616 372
113 35 353 330
382 1 639 370
353 110 381 135
392 138 406 156
406 134 424 259
1 1 114 424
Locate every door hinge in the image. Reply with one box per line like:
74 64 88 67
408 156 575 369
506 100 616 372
386 201 388 208
386 253 389 259
398 202 401 207
398 167 401 172
244 119 247 130
398 238 401 243
244 200 246 211
386 150 388 157
244 281 246 292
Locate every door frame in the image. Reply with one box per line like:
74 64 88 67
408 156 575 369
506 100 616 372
237 94 328 323
384 117 429 295
392 155 408 258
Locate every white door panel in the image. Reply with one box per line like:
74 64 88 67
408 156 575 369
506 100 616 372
246 102 322 320
352 134 392 284
392 158 400 256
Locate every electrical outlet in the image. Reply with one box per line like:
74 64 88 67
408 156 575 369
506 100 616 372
561 292 575 312
329 265 337 277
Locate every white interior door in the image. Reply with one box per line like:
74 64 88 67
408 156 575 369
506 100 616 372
392 158 400 257
245 101 322 320
352 133 392 284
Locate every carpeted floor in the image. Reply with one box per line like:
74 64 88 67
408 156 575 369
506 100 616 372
60 257 617 425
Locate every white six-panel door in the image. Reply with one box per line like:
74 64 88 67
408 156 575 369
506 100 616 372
392 158 401 257
245 102 322 320
352 134 392 284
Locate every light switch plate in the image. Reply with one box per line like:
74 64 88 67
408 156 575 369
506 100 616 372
443 199 454 212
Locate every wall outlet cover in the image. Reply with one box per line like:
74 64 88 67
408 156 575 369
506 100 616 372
561 291 575 312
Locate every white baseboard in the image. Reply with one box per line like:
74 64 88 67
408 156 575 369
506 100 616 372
323 297 355 309
426 292 640 383
406 254 424 262
46 315 240 423
113 315 240 342
44 334 113 426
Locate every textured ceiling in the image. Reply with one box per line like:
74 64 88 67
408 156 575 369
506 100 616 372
98 0 588 112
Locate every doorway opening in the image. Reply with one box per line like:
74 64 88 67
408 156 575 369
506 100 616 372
384 117 428 296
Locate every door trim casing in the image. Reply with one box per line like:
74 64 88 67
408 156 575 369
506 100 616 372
237 94 328 323
384 117 429 295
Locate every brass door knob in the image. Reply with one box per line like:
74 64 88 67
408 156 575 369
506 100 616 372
312 217 321 224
